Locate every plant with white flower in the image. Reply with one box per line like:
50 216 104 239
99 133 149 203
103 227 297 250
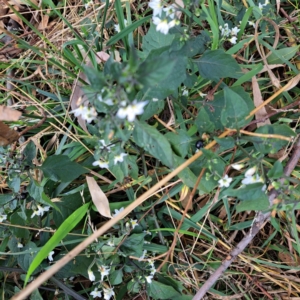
130 219 139 229
90 288 102 298
92 160 109 169
199 92 207 98
112 207 124 217
114 152 127 165
139 249 147 261
245 166 257 177
88 269 96 281
85 0 93 9
231 163 245 171
229 36 237 44
219 23 231 37
0 214 7 222
48 251 55 261
99 140 115 152
145 275 153 283
71 105 97 123
98 265 110 281
163 5 176 19
107 240 114 247
242 174 264 185
248 21 256 28
218 174 233 188
103 287 115 300
117 100 148 122
17 242 23 248
231 26 240 36
152 17 170 34
31 205 50 218
114 19 128 33
149 0 163 17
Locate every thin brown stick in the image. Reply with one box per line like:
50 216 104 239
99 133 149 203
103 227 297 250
193 137 300 299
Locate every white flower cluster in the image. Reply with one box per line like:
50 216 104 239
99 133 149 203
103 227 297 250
258 0 270 10
149 0 180 34
31 205 50 218
219 23 240 44
90 287 114 299
71 105 97 123
117 100 148 122
0 214 7 222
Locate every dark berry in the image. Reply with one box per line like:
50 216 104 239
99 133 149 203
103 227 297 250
195 140 204 149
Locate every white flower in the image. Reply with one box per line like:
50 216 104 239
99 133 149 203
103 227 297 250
88 269 95 281
112 207 124 217
258 3 264 10
152 98 159 102
48 251 55 261
114 152 127 165
218 174 232 188
139 249 147 261
168 19 180 29
103 287 115 300
17 243 23 248
99 140 115 151
0 214 7 222
130 219 139 229
92 160 109 169
248 21 256 28
107 240 114 247
220 23 230 37
90 288 102 298
71 106 97 123
231 163 244 171
245 166 257 177
146 275 153 283
242 174 264 185
153 17 170 35
85 0 93 9
144 230 152 235
114 20 128 32
199 92 207 98
116 100 148 122
231 26 240 36
264 0 270 4
149 0 163 17
98 265 110 281
163 5 176 19
31 205 50 218
229 36 237 44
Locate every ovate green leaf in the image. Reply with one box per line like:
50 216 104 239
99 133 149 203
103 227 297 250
195 49 242 80
133 120 173 168
40 155 88 182
147 281 181 299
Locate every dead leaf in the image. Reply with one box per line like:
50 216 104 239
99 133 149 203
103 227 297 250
38 14 49 30
86 176 111 218
278 252 299 267
180 185 193 211
0 105 22 121
252 76 271 127
0 121 19 146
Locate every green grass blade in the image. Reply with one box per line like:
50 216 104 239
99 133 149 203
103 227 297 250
24 202 90 285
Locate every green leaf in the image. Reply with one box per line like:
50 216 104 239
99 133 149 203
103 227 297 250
7 177 20 193
40 155 88 182
24 202 90 284
133 120 173 168
267 46 299 65
221 86 252 128
226 183 267 202
0 194 15 205
236 198 269 213
195 49 242 80
23 141 36 166
165 130 192 158
141 23 175 59
83 66 105 89
109 269 123 285
252 124 296 154
140 99 165 121
268 160 284 179
120 233 144 257
195 108 215 133
147 281 181 299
